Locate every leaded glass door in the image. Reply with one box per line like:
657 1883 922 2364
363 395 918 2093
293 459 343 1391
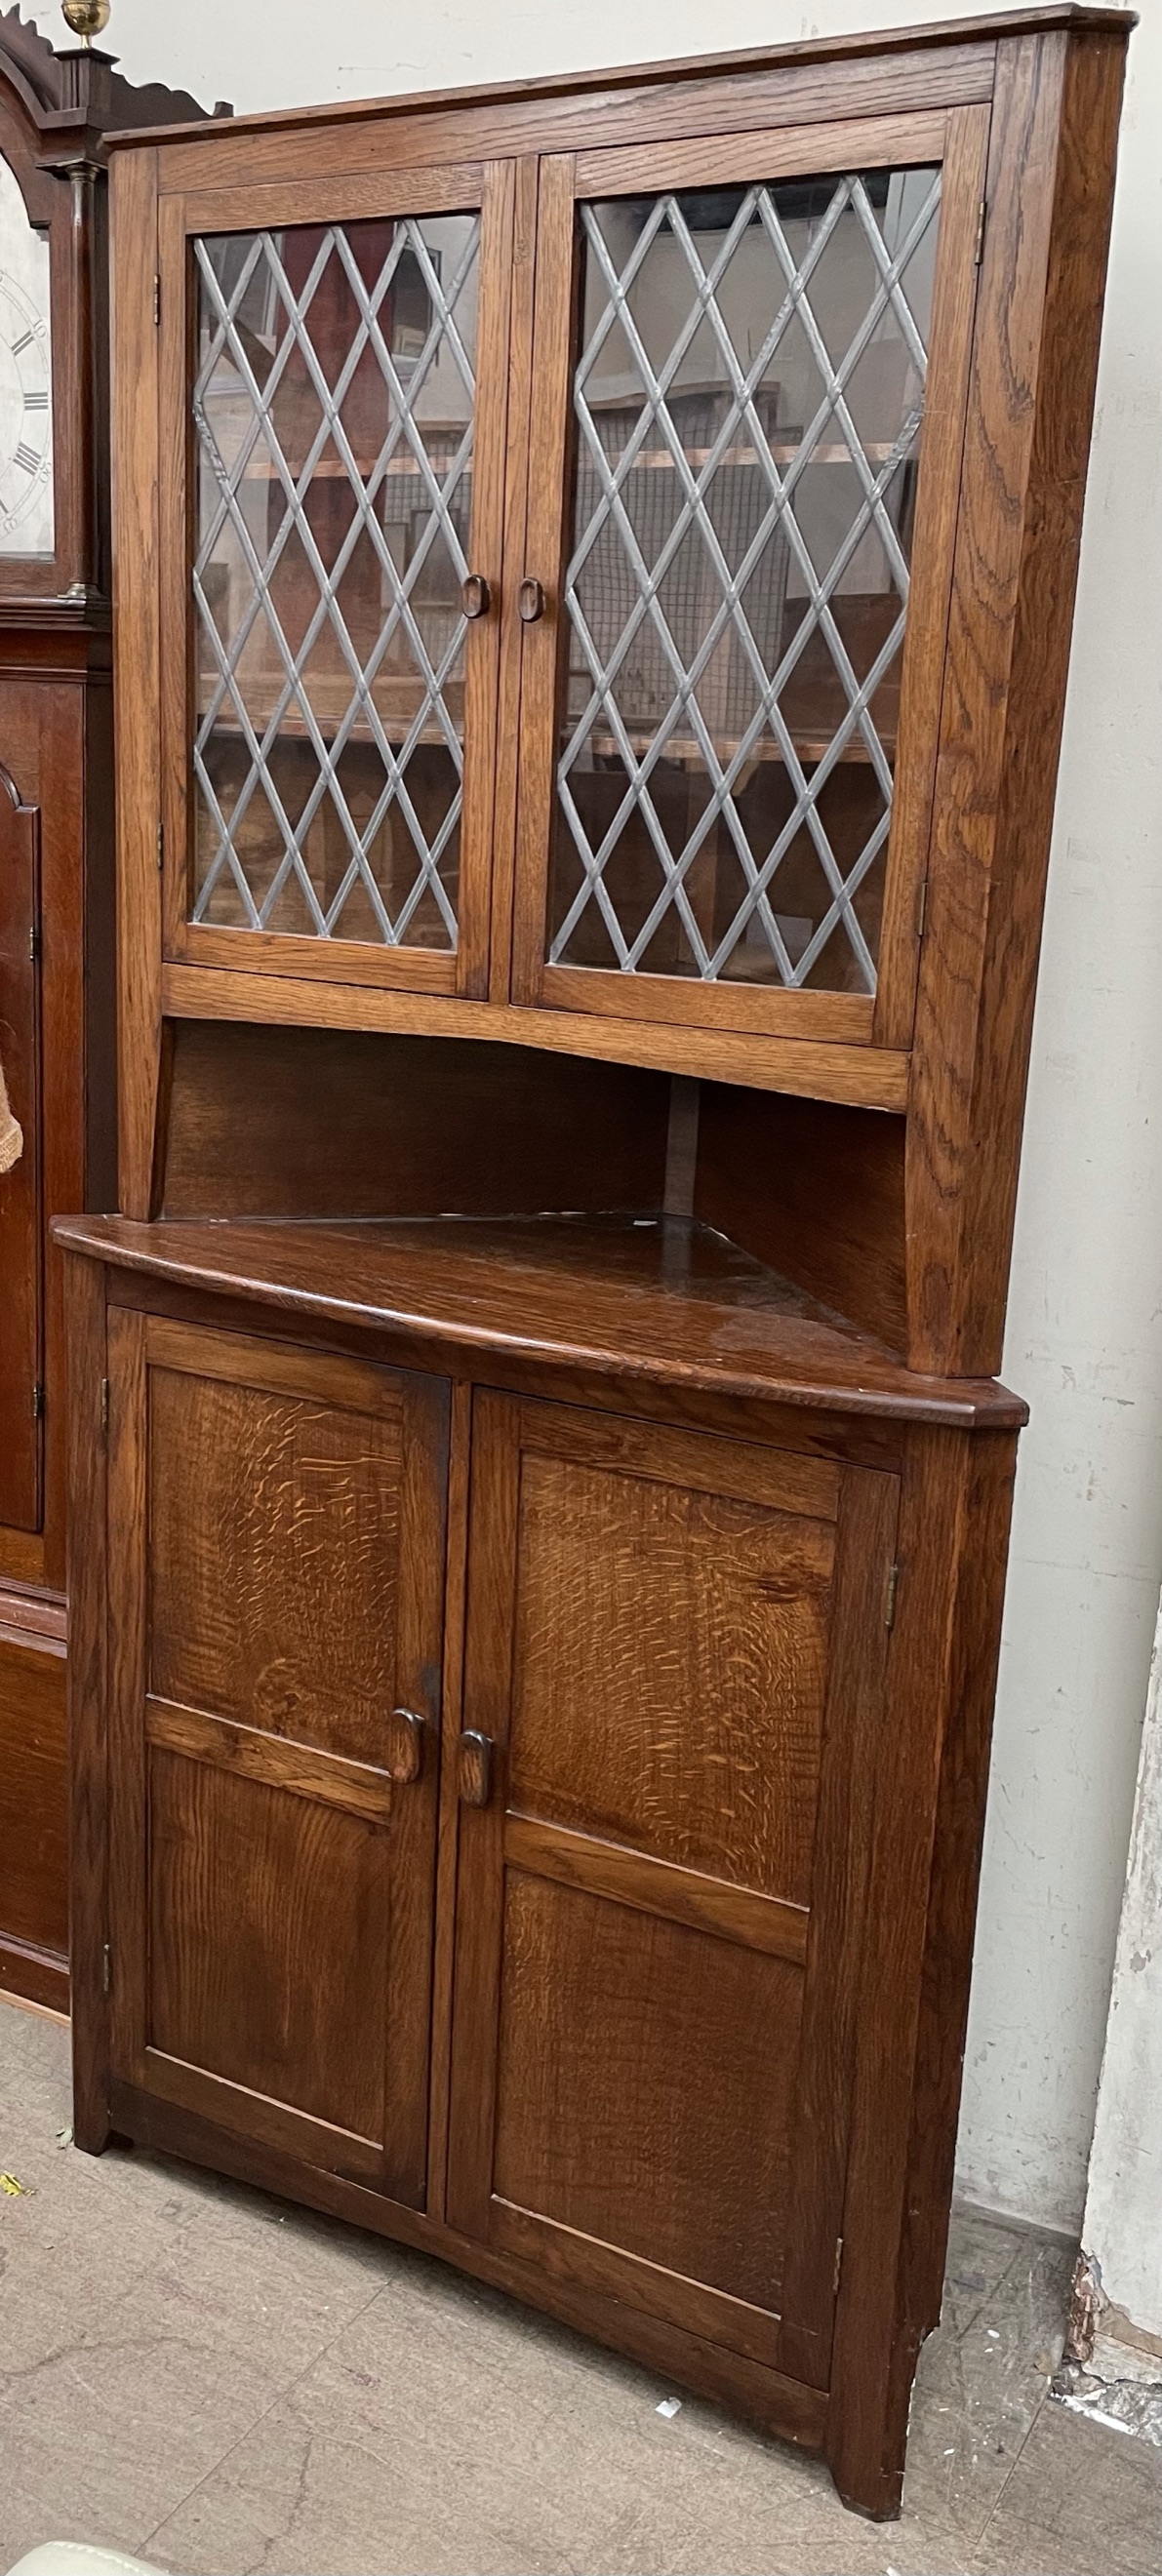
158 162 514 1000
509 109 988 1050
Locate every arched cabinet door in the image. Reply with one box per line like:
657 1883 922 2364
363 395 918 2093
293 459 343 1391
0 765 41 1531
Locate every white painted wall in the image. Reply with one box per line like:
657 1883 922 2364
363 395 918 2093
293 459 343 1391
1082 1589 1162 2343
34 0 1162 2236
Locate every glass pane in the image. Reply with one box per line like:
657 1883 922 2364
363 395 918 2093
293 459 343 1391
550 170 942 993
191 213 480 946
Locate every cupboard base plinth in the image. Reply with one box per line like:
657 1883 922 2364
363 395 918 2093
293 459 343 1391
100 2077 844 2482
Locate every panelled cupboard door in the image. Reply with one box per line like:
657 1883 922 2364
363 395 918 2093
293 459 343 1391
104 1312 449 2203
156 158 516 1001
447 1394 899 2389
508 104 989 1054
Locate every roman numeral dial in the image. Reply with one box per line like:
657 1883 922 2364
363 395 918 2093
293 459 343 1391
0 153 55 557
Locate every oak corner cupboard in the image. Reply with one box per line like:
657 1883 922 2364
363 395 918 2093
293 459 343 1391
59 7 1130 2522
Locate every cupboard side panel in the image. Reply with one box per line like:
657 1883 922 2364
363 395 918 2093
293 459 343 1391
906 27 1128 1375
777 1463 899 2388
111 148 163 1219
824 1425 981 2517
884 1429 1018 2466
103 1302 151 2092
66 1252 110 2143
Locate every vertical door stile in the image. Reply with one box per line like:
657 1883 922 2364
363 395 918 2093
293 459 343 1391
384 1367 453 2197
457 157 515 999
872 99 991 1049
487 153 545 1004
158 190 194 971
777 1461 902 2386
508 155 579 1006
445 1387 522 2239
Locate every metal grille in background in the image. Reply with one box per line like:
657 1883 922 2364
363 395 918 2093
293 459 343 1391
554 172 942 990
190 215 481 947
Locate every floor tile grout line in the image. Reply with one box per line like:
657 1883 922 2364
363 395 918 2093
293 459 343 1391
138 2265 393 2556
944 2234 1027 2354
970 2369 1055 2553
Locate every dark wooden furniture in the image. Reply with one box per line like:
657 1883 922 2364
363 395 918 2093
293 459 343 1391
59 9 1129 2517
0 10 206 2010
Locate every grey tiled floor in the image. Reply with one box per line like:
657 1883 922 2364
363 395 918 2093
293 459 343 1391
1 2000 1159 2576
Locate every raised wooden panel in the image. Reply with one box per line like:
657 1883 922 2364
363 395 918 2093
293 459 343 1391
105 1309 450 2207
494 1868 803 2308
0 1622 67 1963
448 1389 899 2382
147 1360 404 1767
508 1447 834 1902
147 1748 389 2145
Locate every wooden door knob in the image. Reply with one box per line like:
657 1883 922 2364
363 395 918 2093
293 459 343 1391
518 577 545 623
387 1707 424 1784
461 573 492 618
457 1729 494 1807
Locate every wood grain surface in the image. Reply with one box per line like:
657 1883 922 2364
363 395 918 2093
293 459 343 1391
905 26 1128 1372
69 11 1131 2528
52 1212 1027 1430
159 1021 670 1221
100 1310 450 2207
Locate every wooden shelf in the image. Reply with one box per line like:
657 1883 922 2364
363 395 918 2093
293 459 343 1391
580 730 894 767
197 705 892 765
216 442 896 482
54 1211 1025 1429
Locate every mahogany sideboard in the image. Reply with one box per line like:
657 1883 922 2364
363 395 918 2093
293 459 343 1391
58 7 1130 2516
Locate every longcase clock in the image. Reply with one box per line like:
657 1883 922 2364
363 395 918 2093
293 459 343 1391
0 5 209 2009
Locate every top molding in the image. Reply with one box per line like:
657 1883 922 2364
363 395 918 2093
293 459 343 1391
0 0 212 168
104 5 1135 152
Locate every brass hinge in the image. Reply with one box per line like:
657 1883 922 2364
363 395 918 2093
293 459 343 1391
31 1380 44 1421
885 1562 901 1630
975 198 987 267
156 820 165 873
28 922 40 963
100 1376 109 1438
153 273 161 327
101 1942 111 1995
833 2236 844 2296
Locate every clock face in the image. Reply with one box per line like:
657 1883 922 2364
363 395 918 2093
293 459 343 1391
0 154 53 559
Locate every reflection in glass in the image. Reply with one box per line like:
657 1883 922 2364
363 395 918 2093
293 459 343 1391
191 213 480 946
551 171 942 992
